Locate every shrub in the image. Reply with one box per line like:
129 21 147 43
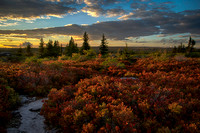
101 56 125 69
41 76 138 132
0 77 19 131
25 56 42 65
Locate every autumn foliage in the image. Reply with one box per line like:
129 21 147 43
41 58 200 132
0 57 200 132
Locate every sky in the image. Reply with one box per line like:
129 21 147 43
0 0 200 48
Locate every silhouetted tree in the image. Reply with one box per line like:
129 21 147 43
176 43 186 53
99 34 108 56
172 46 177 53
44 40 54 57
26 43 33 57
80 32 90 54
65 37 79 57
187 36 196 54
123 43 129 58
60 44 63 55
53 40 60 57
17 44 23 56
39 38 45 57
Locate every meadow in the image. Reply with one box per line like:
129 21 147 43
0 49 200 132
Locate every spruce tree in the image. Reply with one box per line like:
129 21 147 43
80 32 90 54
53 40 60 57
44 40 54 57
26 43 33 57
65 37 79 57
99 34 108 56
60 44 63 55
39 38 45 57
187 36 196 54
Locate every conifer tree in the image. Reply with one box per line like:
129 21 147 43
53 40 60 57
26 43 33 57
65 37 79 57
60 44 63 55
80 32 90 54
187 36 196 54
39 38 45 57
44 40 54 57
99 34 108 56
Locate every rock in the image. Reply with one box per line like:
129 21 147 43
7 97 54 133
19 95 29 104
19 95 37 104
120 77 138 80
29 107 41 112
7 111 22 128
11 111 21 117
7 128 20 133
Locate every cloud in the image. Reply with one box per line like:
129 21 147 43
0 22 18 27
22 41 33 47
118 0 200 36
118 12 134 20
82 6 104 17
106 8 125 17
81 0 127 17
0 6 200 42
160 38 188 45
3 44 18 47
160 10 200 35
0 0 77 21
157 34 167 37
83 0 98 6
83 0 126 6
82 6 126 17
0 20 160 40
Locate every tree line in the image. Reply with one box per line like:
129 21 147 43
17 32 109 58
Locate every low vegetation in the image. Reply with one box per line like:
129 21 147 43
0 34 199 132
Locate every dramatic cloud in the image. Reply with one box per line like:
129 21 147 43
82 6 125 17
81 0 127 17
0 0 77 20
0 20 159 40
160 38 188 45
118 12 134 20
0 0 127 21
83 0 126 6
22 41 33 47
0 22 18 27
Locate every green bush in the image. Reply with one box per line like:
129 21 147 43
69 49 97 62
149 50 171 61
58 55 70 60
25 56 42 65
6 86 20 108
101 56 125 69
83 49 97 59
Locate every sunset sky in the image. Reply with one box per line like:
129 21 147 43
0 0 200 48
